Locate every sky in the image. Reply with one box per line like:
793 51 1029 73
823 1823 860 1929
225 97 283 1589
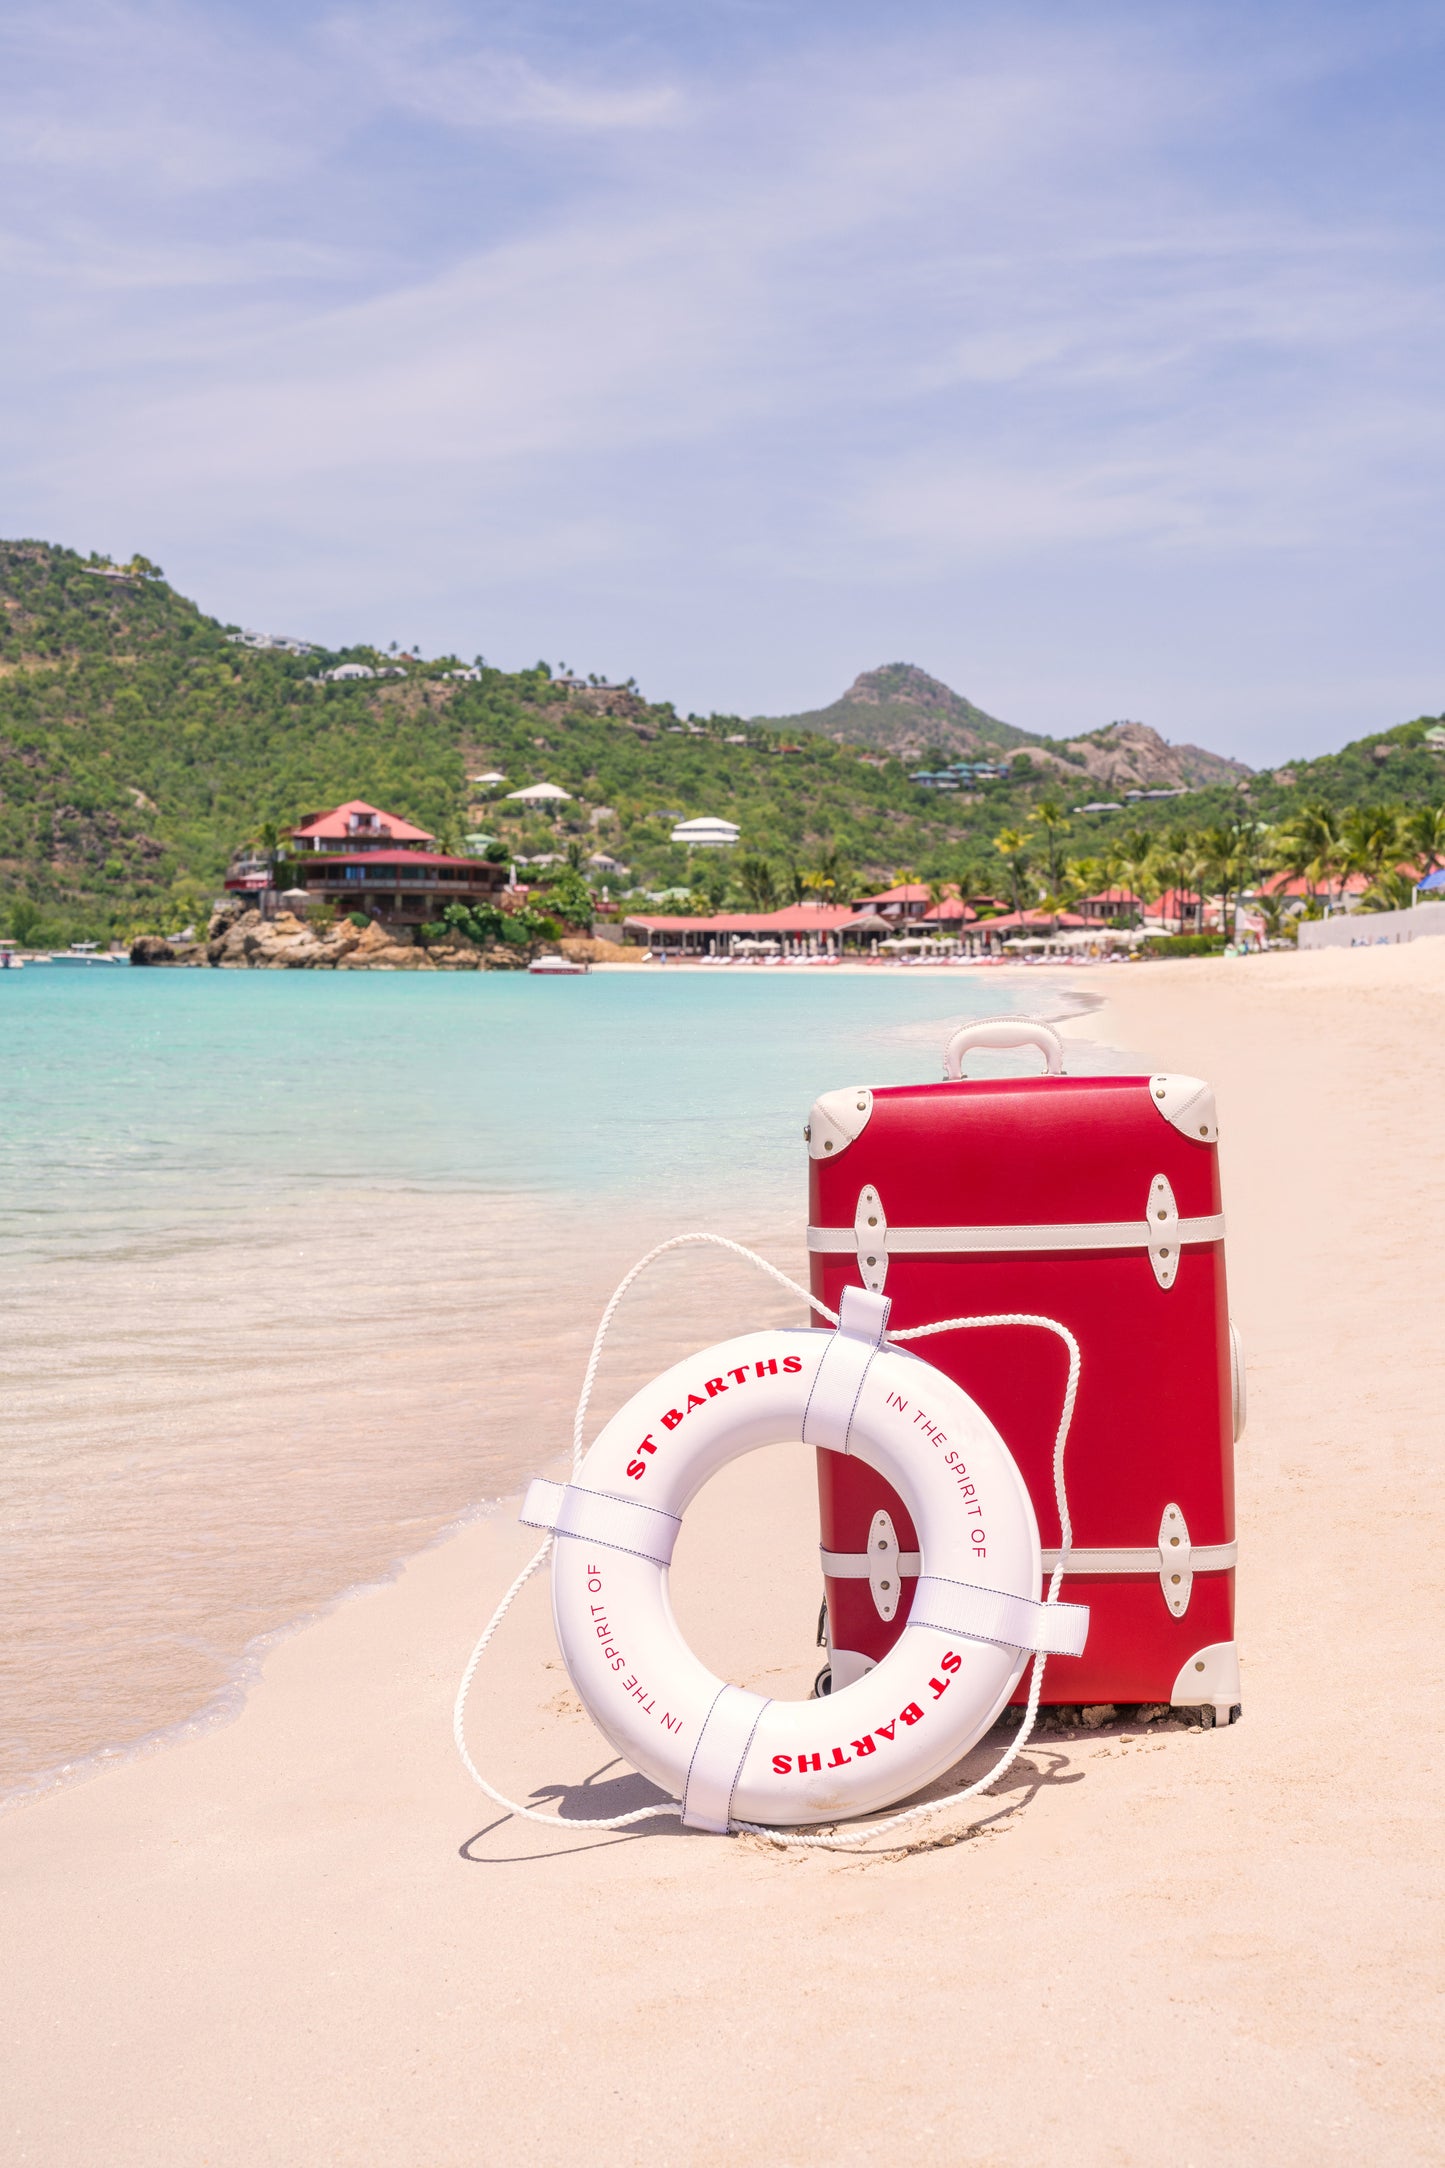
2 0 1442 762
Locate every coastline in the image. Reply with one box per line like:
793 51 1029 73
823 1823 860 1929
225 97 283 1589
3 941 1442 2163
6 970 1101 1807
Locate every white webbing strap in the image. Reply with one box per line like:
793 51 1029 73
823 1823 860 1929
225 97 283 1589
824 1541 1237 1578
910 1573 1090 1658
807 1214 1225 1256
682 1683 771 1832
519 1478 681 1568
801 1286 892 1452
821 1546 922 1580
1042 1541 1237 1575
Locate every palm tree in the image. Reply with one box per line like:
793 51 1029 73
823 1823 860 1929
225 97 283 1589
1033 799 1070 894
1110 827 1157 928
1278 801 1343 912
802 846 850 901
1360 869 1417 914
1401 802 1445 878
992 828 1033 918
1152 823 1204 932
1198 814 1253 939
735 853 778 910
1340 804 1403 902
1255 888 1294 943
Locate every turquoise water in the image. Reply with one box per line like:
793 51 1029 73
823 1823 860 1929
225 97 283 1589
0 967 1081 1799
0 968 1053 1256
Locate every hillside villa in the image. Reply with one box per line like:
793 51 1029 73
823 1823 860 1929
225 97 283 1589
225 800 508 929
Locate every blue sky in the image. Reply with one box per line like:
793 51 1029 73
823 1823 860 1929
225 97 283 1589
2 1 1441 760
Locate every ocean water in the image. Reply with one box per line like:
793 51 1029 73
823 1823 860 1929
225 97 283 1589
0 967 1086 1800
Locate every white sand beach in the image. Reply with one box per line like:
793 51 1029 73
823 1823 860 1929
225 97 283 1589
3 941 1443 2166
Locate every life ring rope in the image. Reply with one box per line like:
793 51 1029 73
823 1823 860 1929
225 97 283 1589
452 1233 1080 1853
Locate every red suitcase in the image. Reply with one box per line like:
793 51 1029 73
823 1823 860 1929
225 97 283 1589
808 1018 1242 1723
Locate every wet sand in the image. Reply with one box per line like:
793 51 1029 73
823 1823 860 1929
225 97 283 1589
3 940 1442 2165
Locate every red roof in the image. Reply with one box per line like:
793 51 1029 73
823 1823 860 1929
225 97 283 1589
978 909 1090 932
1081 887 1143 907
1257 869 1397 898
291 800 434 845
858 883 933 906
921 896 978 922
1154 888 1203 914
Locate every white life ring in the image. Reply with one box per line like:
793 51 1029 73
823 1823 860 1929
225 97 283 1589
522 1289 1088 1830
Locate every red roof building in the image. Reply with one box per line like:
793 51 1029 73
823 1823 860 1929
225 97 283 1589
227 799 509 929
1078 886 1144 921
853 883 934 920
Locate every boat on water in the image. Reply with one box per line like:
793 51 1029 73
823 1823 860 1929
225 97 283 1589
36 944 129 965
528 953 590 976
0 942 23 970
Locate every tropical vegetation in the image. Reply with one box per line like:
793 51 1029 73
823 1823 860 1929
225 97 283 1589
1 538 1441 945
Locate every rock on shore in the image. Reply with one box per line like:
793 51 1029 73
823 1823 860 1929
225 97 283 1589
131 904 542 971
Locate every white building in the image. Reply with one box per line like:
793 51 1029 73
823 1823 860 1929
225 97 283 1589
671 816 740 848
325 663 377 682
506 782 573 805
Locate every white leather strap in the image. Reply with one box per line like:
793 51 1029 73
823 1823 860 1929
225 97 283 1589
1042 1542 1237 1575
910 1574 1089 1657
821 1546 922 1579
519 1478 681 1567
801 1287 892 1453
682 1683 770 1832
807 1215 1225 1256
821 1542 1235 1578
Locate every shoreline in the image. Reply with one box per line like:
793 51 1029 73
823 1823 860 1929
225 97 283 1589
3 940 1442 2163
0 973 1104 1808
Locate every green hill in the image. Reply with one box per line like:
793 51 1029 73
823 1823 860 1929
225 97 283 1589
0 539 1440 943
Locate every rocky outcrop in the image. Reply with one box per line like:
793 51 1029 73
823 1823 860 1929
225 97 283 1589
1015 719 1252 793
558 934 635 965
129 905 549 971
130 933 183 965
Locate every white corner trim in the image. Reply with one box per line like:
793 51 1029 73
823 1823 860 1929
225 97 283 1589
1148 1173 1181 1290
806 1086 874 1159
1171 1639 1241 1723
1149 1073 1219 1144
853 1185 889 1292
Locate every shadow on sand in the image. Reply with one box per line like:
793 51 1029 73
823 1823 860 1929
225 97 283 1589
459 1726 1088 1865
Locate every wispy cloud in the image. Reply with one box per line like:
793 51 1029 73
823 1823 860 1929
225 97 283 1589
319 4 682 132
1 0 1441 755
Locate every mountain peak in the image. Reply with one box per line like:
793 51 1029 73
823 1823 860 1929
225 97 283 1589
754 663 1034 757
844 663 962 712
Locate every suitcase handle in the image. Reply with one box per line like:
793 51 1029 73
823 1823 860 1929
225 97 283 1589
943 1017 1065 1077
